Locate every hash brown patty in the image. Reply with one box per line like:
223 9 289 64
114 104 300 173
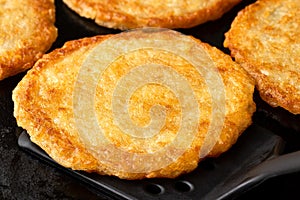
0 0 57 80
13 30 255 179
224 0 300 114
62 0 241 30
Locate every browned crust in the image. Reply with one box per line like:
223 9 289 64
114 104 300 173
224 0 300 114
13 33 255 179
62 0 241 30
13 36 110 171
0 0 57 80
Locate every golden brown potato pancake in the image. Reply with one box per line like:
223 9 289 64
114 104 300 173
0 0 57 80
224 0 300 114
13 29 255 179
62 0 241 30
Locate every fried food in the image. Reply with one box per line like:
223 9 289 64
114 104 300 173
62 0 241 30
0 0 57 80
224 0 300 114
13 29 255 179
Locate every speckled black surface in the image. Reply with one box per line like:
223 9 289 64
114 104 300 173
1 0 300 199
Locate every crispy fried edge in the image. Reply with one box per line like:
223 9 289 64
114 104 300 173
224 0 300 114
0 0 57 80
62 0 241 30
